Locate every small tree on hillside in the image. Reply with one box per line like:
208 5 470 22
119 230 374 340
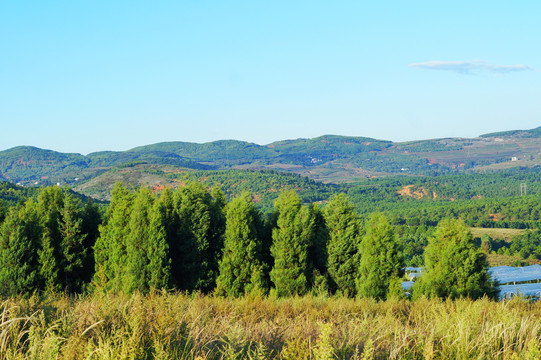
413 218 497 300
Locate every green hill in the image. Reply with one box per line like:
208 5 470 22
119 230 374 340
1 127 541 188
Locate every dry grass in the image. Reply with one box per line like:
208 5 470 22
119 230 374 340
469 228 526 242
1 292 541 359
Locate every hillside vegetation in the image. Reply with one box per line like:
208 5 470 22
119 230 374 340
2 127 541 187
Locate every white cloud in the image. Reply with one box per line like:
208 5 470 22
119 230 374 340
408 60 533 74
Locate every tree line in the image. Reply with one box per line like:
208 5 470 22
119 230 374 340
0 182 496 300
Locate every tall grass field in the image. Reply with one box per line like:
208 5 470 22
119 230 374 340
1 292 541 359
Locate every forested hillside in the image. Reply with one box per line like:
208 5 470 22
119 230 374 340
1 127 541 186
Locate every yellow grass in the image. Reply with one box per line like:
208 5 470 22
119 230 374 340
1 292 541 359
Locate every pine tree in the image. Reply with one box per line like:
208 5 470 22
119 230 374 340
215 192 266 297
0 201 42 296
270 190 315 297
356 213 403 300
413 219 497 300
324 194 362 296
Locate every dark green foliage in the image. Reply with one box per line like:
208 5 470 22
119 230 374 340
270 191 315 296
398 225 432 267
171 182 226 292
215 192 267 296
413 219 497 300
356 214 404 300
0 200 5 224
0 201 42 296
80 199 102 282
323 194 362 296
0 186 98 295
310 205 330 292
57 193 88 293
146 196 172 290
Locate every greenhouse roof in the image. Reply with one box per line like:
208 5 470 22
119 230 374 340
499 283 541 299
488 265 541 285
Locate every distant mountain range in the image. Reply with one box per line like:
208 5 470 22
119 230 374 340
1 127 541 196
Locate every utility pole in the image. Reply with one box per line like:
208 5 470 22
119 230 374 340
520 183 527 196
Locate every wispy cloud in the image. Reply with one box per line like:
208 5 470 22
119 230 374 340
408 60 533 74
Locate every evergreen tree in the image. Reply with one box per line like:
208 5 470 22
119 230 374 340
58 193 87 293
356 213 403 300
324 194 362 296
0 199 6 224
124 187 155 293
80 199 102 283
37 187 64 292
0 201 42 296
413 219 497 300
270 190 315 296
123 187 171 293
172 182 225 292
147 195 171 290
310 205 331 294
93 183 134 291
215 192 266 297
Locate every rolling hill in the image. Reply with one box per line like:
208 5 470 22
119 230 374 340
1 127 540 194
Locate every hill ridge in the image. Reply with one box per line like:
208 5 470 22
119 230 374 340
1 127 540 187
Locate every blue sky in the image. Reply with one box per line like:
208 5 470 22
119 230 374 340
1 1 539 154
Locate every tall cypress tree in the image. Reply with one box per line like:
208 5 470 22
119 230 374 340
94 183 134 291
122 187 171 293
215 192 266 297
172 182 225 292
324 194 362 296
147 195 171 290
270 190 315 297
356 213 403 300
0 201 42 296
58 192 87 293
80 199 102 284
124 187 155 293
37 187 64 292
